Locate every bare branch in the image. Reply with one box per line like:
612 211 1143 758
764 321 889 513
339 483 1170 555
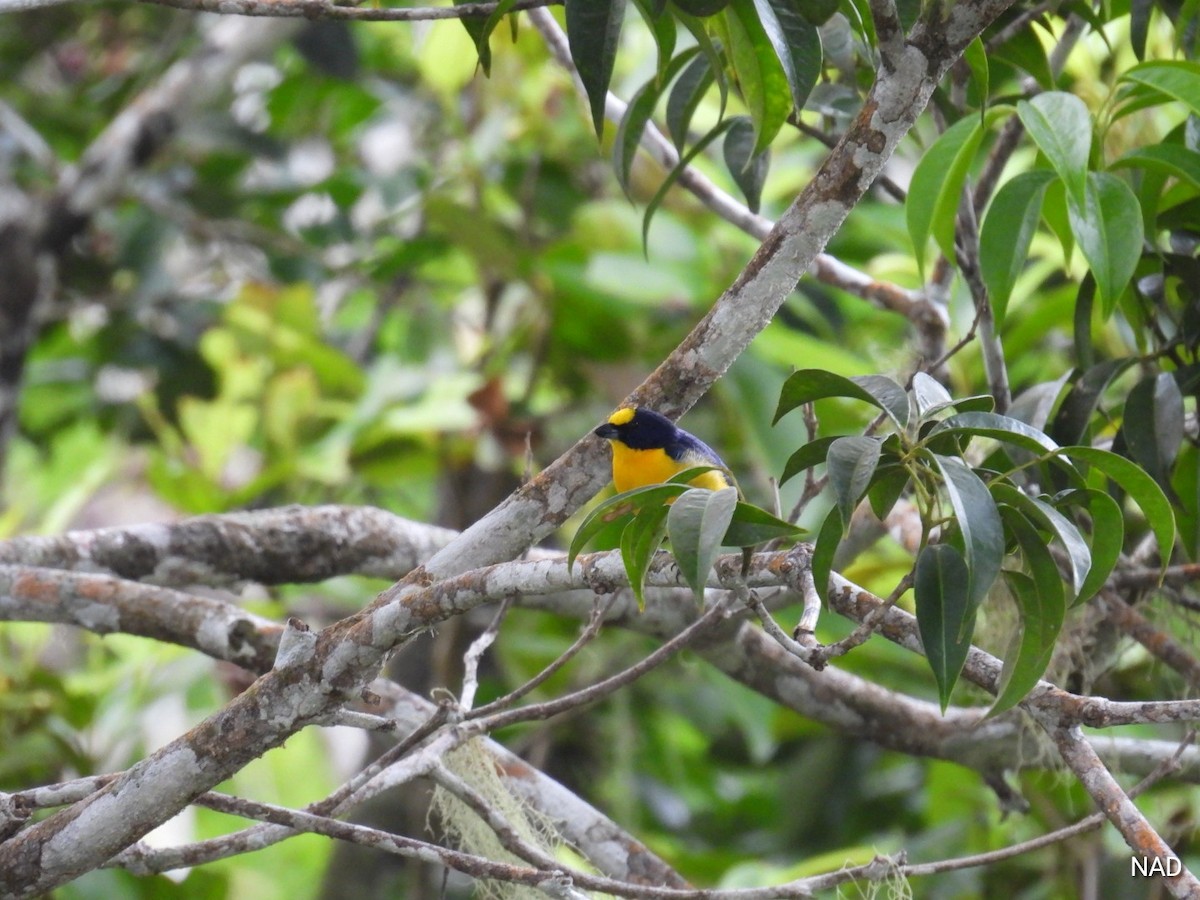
133 0 560 20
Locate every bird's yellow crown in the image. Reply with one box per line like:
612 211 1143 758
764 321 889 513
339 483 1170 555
608 407 636 426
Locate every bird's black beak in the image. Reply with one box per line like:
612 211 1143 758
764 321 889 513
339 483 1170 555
594 423 618 439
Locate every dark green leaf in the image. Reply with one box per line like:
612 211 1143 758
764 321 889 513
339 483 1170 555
1067 171 1145 315
774 369 908 429
991 484 1090 600
631 0 678 76
644 118 736 245
979 170 1056 325
668 486 740 599
929 411 1060 458
764 0 823 112
723 501 806 546
666 52 716 150
614 49 700 194
723 116 770 212
454 0 494 74
1111 144 1200 192
567 0 628 138
672 0 730 13
811 505 842 602
914 542 974 711
1056 488 1124 604
1121 372 1184 487
1018 93 1091 205
1119 61 1200 119
827 436 882 533
868 464 910 521
990 566 1062 716
933 454 1004 617
1060 445 1176 563
569 482 689 569
1051 358 1135 447
780 434 840 485
622 503 671 609
788 0 839 24
992 23 1054 90
907 115 985 274
719 0 792 154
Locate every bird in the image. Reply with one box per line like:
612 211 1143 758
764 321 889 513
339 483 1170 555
593 407 734 494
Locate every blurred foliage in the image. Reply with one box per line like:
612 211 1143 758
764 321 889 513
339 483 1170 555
0 1 1198 898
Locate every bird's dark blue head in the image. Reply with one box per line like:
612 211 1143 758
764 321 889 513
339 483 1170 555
593 407 678 450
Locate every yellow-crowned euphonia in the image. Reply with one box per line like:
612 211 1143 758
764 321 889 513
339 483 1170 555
594 407 734 493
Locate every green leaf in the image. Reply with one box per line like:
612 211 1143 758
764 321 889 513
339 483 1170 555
668 486 740 599
720 0 792 153
622 503 671 609
868 464 910 521
774 369 908 429
992 23 1053 90
1119 61 1200 119
788 0 839 24
933 454 1004 617
962 36 989 111
666 52 716 150
1017 92 1091 205
569 482 689 569
614 49 700 194
780 435 840 486
1067 171 1145 315
979 170 1056 325
644 118 736 245
454 0 495 74
1121 372 1184 487
763 0 822 112
990 567 1062 716
1111 144 1200 192
811 504 842 601
567 0 628 138
1059 445 1176 564
672 0 730 13
928 411 1060 458
914 542 974 711
826 436 882 533
991 484 1090 601
911 372 952 417
631 0 678 77
723 501 806 546
1042 178 1074 261
907 115 984 274
1050 358 1135 447
723 116 770 212
1056 488 1124 605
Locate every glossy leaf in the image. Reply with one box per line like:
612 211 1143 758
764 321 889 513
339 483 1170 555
1067 171 1145 315
722 501 806 546
780 434 840 485
929 411 1060 459
907 115 984 274
774 369 908 429
567 0 628 138
1056 488 1125 604
666 52 716 150
1111 144 1200 192
569 482 689 569
979 170 1056 325
914 542 973 711
827 436 882 533
1051 358 1135 447
811 504 842 601
912 372 952 417
1119 61 1200 119
1060 445 1176 563
868 464 910 521
622 503 671 609
1018 93 1091 205
720 0 792 154
991 484 1090 600
614 49 699 195
723 116 770 212
668 486 739 599
764 0 823 113
933 454 1004 617
1121 372 1184 487
991 568 1061 716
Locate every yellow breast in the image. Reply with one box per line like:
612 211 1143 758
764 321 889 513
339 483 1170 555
610 443 729 493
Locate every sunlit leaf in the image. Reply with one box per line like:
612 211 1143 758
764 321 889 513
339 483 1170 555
979 170 1056 325
1017 93 1091 205
1067 171 1145 315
